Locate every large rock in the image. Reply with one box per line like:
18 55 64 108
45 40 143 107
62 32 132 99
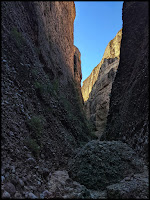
4 182 16 196
106 168 149 199
46 170 91 199
105 1 149 161
68 140 144 190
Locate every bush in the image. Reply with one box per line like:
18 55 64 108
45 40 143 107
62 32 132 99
34 81 45 94
34 80 59 97
27 115 45 138
10 27 25 48
25 137 40 157
53 79 59 93
60 96 72 112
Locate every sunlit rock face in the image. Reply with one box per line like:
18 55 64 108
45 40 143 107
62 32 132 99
85 57 119 138
36 1 76 80
81 29 122 102
105 2 149 161
82 29 122 137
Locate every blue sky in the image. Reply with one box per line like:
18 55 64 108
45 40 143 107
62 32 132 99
74 1 123 85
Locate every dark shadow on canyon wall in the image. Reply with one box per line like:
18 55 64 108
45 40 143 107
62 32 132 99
1 1 92 173
104 1 149 162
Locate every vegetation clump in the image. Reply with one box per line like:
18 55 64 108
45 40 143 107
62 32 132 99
25 137 40 157
11 27 25 48
27 115 45 138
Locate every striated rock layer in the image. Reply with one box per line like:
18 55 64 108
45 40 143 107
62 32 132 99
82 30 122 137
85 57 119 138
82 28 122 102
1 2 92 198
105 1 149 161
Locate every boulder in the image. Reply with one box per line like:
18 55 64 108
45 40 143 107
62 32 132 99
46 170 91 199
2 191 11 199
68 140 144 190
4 182 16 196
106 169 149 199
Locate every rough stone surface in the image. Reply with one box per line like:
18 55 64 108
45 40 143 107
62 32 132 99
28 192 38 199
106 167 149 199
1 1 92 198
44 170 92 199
4 182 16 196
84 57 119 138
2 191 11 199
82 29 122 102
74 45 84 104
105 1 149 161
68 140 145 190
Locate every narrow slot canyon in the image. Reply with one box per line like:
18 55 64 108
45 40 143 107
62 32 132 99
1 1 149 199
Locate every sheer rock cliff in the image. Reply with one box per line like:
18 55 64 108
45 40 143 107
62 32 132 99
104 1 149 161
1 1 149 199
1 2 91 198
85 57 120 138
81 29 122 102
82 30 122 137
68 3 149 198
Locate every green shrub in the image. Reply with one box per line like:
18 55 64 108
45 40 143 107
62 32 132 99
27 115 45 137
34 80 59 97
25 137 40 157
31 69 39 78
52 79 59 94
60 96 72 112
35 46 40 55
11 27 25 48
34 81 45 93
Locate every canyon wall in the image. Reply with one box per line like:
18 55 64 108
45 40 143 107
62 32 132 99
74 45 84 104
85 58 119 138
1 1 149 199
105 1 149 161
68 3 149 198
82 29 122 102
1 2 92 198
82 30 122 137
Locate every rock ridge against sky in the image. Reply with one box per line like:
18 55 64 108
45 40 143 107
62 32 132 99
81 28 122 102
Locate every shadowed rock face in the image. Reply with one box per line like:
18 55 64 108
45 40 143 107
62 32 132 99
1 2 92 198
74 46 84 104
81 29 122 102
105 1 149 161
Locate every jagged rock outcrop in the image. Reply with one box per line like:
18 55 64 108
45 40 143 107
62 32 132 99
104 1 149 161
1 1 91 198
106 168 149 199
82 30 122 137
84 57 119 138
82 29 122 102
